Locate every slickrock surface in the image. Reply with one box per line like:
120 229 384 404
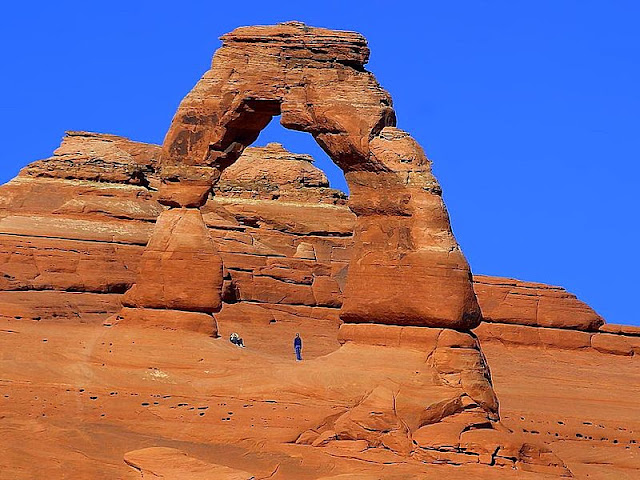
474 275 604 331
0 133 604 337
1 314 639 479
124 447 256 479
0 21 635 480
2 130 635 479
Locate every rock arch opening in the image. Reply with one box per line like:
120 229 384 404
109 22 519 462
251 116 349 195
127 21 481 331
18 22 579 470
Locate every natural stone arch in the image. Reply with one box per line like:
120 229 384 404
109 24 578 470
149 21 480 330
161 22 395 174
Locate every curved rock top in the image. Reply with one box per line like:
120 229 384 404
474 274 605 332
215 143 347 204
155 22 481 330
20 131 160 187
162 22 393 175
220 21 370 67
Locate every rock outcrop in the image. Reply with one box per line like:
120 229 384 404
215 142 347 205
474 275 604 332
156 21 481 331
0 132 610 349
115 22 502 462
124 447 255 479
20 131 160 187
116 208 222 334
0 21 634 479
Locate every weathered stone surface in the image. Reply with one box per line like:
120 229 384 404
216 142 347 204
109 307 217 336
337 323 442 349
0 291 122 323
5 299 640 478
0 129 617 353
122 208 223 313
162 22 390 172
0 235 143 293
20 131 160 187
0 214 152 245
157 165 219 208
206 197 355 236
599 323 640 337
475 322 593 350
299 323 523 464
124 447 254 479
0 176 161 221
149 24 496 452
1 20 636 480
340 128 480 329
591 332 640 356
160 22 480 330
474 274 604 331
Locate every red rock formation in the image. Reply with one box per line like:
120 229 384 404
3 127 638 477
1 22 636 479
124 447 255 479
0 131 612 342
115 208 222 334
475 322 594 350
120 22 501 461
341 127 480 328
21 131 160 187
474 275 604 331
215 142 347 204
156 21 480 331
122 208 222 314
599 323 640 336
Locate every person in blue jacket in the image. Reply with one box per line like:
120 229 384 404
293 333 302 361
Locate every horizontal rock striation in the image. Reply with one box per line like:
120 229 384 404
0 22 635 480
20 131 160 187
474 275 604 332
215 142 347 205
158 21 481 331
0 131 620 352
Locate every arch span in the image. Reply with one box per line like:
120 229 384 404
127 21 480 330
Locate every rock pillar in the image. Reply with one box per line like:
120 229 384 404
112 175 223 335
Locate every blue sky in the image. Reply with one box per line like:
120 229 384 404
1 1 638 325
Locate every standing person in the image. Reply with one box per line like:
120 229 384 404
293 333 302 361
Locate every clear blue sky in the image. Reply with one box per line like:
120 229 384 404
1 1 638 325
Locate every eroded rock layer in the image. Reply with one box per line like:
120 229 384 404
1 132 605 333
0 22 630 479
215 142 347 205
1 129 634 479
157 21 481 331
20 131 160 187
474 275 604 332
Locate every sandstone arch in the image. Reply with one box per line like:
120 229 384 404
134 21 481 330
42 23 576 470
